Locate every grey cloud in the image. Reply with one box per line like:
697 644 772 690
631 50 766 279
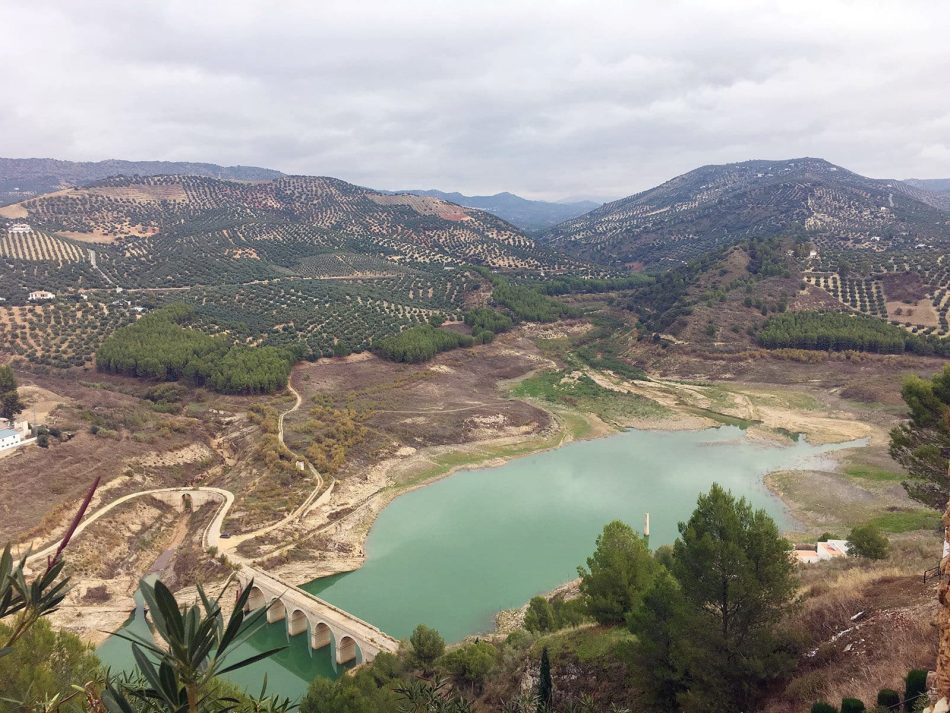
1 0 948 200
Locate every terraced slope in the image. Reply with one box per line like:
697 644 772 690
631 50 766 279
0 174 584 287
0 174 599 366
545 158 950 269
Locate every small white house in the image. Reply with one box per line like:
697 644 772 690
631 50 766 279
0 428 22 450
28 290 56 302
9 223 31 234
792 539 851 564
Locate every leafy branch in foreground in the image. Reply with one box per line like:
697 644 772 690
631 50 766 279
0 476 100 657
103 575 291 713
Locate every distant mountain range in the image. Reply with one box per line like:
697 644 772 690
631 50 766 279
400 189 600 232
905 178 950 193
544 157 950 268
0 157 283 205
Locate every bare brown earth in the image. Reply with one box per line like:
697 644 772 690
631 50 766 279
247 332 562 574
4 324 946 658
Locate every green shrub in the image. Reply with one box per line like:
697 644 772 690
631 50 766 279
847 524 890 560
841 698 865 713
409 624 445 670
904 669 928 711
811 704 838 713
440 641 496 687
524 596 557 632
876 689 900 708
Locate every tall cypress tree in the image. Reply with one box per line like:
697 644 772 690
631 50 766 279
537 647 553 713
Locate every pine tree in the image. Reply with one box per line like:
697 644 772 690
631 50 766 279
577 520 657 625
672 484 798 712
890 365 950 507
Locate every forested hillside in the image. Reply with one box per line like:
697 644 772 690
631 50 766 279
3 157 950 372
96 304 293 393
0 171 611 368
756 311 950 356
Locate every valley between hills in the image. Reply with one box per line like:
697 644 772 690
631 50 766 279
1 155 949 710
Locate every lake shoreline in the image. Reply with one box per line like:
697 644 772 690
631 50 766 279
289 425 864 644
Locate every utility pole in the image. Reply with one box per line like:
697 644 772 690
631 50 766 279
644 512 650 548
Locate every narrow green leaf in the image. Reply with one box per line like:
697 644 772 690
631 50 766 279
131 644 171 705
217 646 286 675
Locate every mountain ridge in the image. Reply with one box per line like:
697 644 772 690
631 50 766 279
0 157 284 206
399 188 600 232
544 157 950 268
905 177 950 194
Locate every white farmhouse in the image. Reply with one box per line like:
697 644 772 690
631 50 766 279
28 290 56 302
792 539 851 564
9 223 31 234
0 427 22 450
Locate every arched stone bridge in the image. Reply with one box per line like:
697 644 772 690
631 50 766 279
235 566 400 665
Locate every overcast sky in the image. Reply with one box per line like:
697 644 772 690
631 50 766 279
1 1 948 201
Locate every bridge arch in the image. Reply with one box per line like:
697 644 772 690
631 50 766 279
246 585 267 612
336 635 362 665
311 621 333 649
287 608 309 637
230 568 399 664
266 597 287 624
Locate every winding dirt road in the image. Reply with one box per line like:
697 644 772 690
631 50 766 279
25 372 328 568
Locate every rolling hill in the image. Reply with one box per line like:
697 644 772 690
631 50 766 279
545 158 950 269
402 189 600 232
0 173 599 367
0 157 284 206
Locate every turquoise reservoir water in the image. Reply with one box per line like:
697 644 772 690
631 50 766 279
98 426 860 699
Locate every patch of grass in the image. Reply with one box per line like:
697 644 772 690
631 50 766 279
683 405 758 429
557 410 595 439
868 510 940 533
532 625 635 663
843 464 903 482
534 336 573 360
513 369 667 424
743 387 822 412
